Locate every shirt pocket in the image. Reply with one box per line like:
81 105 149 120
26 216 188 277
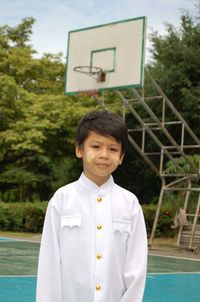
61 215 82 229
113 219 131 235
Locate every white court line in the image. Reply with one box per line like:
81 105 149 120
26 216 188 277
147 272 200 276
2 274 199 278
0 238 40 243
0 258 38 262
149 253 200 262
0 275 36 278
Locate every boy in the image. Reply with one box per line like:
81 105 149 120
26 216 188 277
36 110 147 302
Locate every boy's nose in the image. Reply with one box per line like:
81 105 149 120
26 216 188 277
99 148 109 158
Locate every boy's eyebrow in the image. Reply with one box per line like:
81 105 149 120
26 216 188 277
89 140 101 144
90 140 121 146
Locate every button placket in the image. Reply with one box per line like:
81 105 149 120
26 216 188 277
94 194 105 298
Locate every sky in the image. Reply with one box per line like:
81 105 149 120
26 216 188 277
0 0 197 62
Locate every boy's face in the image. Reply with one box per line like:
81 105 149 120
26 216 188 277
76 131 124 186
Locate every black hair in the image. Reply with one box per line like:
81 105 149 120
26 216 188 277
75 111 128 154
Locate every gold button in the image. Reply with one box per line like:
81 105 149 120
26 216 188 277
96 284 101 291
97 224 102 230
96 253 102 259
97 197 102 202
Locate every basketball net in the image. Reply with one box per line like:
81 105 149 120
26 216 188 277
73 66 106 96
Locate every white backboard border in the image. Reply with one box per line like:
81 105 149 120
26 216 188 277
65 16 146 95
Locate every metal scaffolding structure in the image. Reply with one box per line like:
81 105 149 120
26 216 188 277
93 69 200 252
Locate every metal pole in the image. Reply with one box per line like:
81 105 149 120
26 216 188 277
145 68 200 145
149 177 166 247
189 192 200 248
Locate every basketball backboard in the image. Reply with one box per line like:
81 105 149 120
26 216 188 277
65 16 146 95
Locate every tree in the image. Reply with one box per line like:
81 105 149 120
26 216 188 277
148 3 200 133
0 18 96 201
2 7 199 203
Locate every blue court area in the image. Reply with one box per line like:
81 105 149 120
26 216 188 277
0 277 36 302
144 273 200 302
0 237 200 302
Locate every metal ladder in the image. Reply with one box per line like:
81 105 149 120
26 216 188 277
93 68 200 251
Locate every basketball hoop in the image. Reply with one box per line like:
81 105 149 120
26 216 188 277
77 89 99 97
73 66 106 82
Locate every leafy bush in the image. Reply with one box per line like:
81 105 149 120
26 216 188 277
0 201 176 236
0 202 48 233
142 204 175 237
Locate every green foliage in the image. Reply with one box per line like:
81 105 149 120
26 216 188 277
165 154 200 174
143 188 200 237
148 4 200 129
0 18 96 201
1 7 199 204
0 201 48 233
143 203 175 237
0 201 174 236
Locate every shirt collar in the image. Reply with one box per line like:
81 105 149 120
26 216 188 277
78 172 114 194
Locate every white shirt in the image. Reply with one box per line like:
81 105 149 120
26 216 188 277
36 173 147 302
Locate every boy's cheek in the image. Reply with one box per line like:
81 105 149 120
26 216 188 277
111 155 123 165
86 150 96 162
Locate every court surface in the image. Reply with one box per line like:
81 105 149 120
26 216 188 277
0 237 200 302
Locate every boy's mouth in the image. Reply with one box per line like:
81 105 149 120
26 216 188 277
96 162 110 167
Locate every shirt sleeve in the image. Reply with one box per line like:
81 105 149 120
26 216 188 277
120 205 148 302
36 196 62 302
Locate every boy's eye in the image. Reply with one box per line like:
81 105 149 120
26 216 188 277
110 148 118 152
91 145 100 149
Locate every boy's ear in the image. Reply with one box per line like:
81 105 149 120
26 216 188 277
119 153 125 165
75 144 83 159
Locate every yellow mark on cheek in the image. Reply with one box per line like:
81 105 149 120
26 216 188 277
111 155 122 165
86 150 96 162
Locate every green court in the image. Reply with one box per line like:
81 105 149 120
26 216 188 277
0 237 200 302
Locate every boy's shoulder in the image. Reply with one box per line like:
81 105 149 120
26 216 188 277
47 180 80 212
113 182 140 208
49 180 78 204
112 183 141 218
114 182 138 200
54 180 77 196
